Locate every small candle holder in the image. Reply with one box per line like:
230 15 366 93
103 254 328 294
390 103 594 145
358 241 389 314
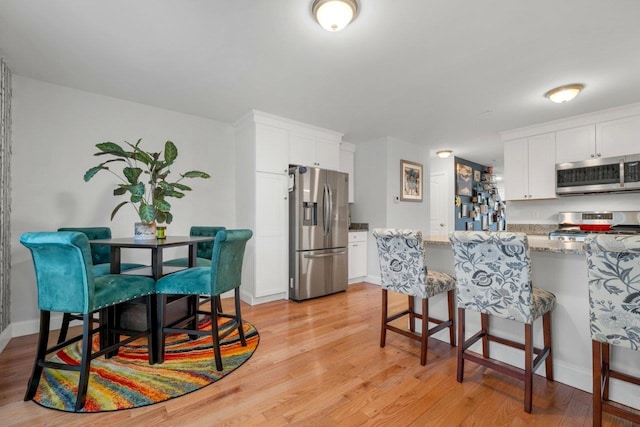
156 225 167 239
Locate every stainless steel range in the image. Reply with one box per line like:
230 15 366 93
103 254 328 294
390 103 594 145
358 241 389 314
548 211 640 241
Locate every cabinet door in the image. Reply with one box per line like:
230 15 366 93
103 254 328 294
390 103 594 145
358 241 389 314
316 138 340 170
256 124 289 174
504 138 529 200
556 125 596 163
340 147 355 203
255 172 288 297
527 133 557 199
348 237 367 279
289 134 316 167
597 115 640 158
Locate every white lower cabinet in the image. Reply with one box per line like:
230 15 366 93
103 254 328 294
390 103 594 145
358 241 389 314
348 231 367 281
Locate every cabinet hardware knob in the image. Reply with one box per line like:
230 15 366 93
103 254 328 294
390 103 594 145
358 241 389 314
597 153 601 157
591 154 595 158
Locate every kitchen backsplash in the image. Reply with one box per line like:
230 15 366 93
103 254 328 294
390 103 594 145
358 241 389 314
349 222 369 231
507 224 556 235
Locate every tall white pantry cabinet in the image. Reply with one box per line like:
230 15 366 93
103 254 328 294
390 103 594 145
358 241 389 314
234 110 345 305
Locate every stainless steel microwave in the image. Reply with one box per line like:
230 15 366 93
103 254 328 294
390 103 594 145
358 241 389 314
556 154 640 195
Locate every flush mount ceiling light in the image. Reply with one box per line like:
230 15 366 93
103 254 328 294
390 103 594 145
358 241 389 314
312 0 358 32
436 150 453 158
545 84 584 103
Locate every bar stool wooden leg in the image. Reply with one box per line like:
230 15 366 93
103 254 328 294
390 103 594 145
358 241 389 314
543 311 553 380
481 313 490 358
409 295 416 333
380 289 388 348
592 340 603 427
420 297 428 366
457 307 465 382
524 322 534 413
602 342 610 401
447 289 456 347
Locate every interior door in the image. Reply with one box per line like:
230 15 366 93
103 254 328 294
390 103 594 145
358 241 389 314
430 172 449 235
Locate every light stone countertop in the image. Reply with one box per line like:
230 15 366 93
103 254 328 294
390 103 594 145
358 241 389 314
424 234 585 255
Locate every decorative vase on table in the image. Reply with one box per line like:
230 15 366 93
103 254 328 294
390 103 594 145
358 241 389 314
134 222 157 240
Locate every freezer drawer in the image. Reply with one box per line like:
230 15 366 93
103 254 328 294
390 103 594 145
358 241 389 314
291 248 348 301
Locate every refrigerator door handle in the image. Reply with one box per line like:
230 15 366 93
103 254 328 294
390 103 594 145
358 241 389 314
327 183 333 236
303 250 348 258
322 183 330 236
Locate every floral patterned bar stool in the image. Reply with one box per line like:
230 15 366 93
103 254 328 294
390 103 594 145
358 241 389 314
449 231 555 413
584 234 640 426
372 228 456 366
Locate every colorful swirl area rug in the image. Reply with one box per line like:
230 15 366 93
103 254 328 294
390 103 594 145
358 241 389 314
32 319 259 412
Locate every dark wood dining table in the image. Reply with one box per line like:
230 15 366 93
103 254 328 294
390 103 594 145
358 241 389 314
89 235 216 362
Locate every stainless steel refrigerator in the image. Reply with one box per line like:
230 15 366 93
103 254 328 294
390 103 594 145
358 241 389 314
289 166 349 301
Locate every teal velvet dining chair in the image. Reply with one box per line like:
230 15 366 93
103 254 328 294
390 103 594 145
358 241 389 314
155 229 252 370
57 227 146 343
20 231 157 411
163 226 226 267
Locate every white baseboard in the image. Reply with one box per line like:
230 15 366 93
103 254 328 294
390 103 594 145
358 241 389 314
0 325 12 354
366 274 380 285
10 313 67 338
239 289 287 306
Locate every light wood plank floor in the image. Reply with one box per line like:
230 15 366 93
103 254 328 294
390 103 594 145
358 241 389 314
0 282 634 426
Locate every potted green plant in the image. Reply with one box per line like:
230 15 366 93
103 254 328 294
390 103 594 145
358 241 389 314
84 139 210 239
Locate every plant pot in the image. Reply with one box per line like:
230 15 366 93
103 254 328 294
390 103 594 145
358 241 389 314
134 222 157 240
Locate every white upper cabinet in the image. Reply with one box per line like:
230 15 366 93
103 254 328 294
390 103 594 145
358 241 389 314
555 116 640 164
256 123 290 174
340 141 355 203
596 115 640 159
555 125 596 164
504 133 556 201
315 137 341 169
290 133 340 170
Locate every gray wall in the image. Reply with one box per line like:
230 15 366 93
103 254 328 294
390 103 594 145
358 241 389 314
10 76 236 335
351 137 429 282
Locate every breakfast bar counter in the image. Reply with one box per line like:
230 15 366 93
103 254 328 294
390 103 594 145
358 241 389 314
422 234 639 410
424 234 585 255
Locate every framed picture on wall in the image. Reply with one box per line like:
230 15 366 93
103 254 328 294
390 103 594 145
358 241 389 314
400 159 423 202
456 163 472 196
474 169 481 182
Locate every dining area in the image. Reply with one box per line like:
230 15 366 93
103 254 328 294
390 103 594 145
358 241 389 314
16 224 256 412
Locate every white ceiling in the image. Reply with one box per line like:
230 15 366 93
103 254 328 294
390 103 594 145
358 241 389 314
2 0 640 171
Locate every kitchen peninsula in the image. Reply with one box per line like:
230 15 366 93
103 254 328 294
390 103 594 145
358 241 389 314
423 232 639 410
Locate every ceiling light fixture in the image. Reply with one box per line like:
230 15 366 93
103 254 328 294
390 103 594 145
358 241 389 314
544 84 584 103
312 0 358 32
436 150 453 158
